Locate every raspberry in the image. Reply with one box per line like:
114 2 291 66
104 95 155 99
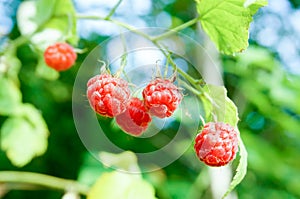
142 78 182 118
87 74 131 117
194 122 239 167
116 97 152 136
44 42 77 71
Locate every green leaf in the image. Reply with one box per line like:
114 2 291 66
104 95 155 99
224 97 239 127
87 171 157 199
0 77 22 115
196 0 267 54
201 84 239 126
17 0 78 49
199 92 213 122
222 136 248 198
0 54 22 84
206 84 226 122
0 104 49 167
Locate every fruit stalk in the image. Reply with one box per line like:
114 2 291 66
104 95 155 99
76 14 203 94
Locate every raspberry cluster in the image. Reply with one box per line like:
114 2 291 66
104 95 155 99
194 122 239 167
87 74 182 136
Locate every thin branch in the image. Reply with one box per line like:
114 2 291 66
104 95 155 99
178 79 202 96
76 14 203 92
152 16 201 41
104 0 123 20
0 171 90 196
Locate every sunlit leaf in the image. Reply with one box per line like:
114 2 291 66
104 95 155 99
196 0 267 54
0 104 49 167
245 0 268 14
17 0 78 49
87 171 157 199
200 85 239 126
0 54 22 85
0 77 22 115
224 97 239 127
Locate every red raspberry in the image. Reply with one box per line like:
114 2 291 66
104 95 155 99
116 97 152 136
194 122 239 167
87 74 130 117
44 42 77 71
142 78 182 118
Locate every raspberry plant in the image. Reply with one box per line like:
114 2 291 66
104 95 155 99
0 0 269 199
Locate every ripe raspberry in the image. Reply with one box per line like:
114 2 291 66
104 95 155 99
87 74 130 117
194 122 239 167
44 42 77 71
142 78 182 118
116 97 152 136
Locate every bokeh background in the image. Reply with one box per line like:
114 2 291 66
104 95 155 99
1 0 300 198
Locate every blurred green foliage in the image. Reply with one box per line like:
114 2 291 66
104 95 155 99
1 0 300 199
223 46 300 198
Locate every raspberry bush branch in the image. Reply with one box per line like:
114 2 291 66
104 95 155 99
0 171 89 196
76 14 205 96
104 0 124 20
151 16 201 42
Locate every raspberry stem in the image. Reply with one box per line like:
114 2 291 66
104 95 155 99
178 79 202 96
0 171 89 196
104 0 124 20
151 16 201 42
76 14 205 96
115 32 128 78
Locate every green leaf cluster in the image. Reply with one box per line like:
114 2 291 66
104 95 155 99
0 78 49 167
196 0 267 54
17 0 78 49
1 104 49 167
223 46 300 198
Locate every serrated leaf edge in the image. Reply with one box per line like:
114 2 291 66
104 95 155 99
222 135 248 198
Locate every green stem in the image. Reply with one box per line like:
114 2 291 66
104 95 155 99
109 19 153 40
76 14 203 90
75 14 104 20
2 36 29 55
179 79 201 96
152 16 201 41
104 0 123 20
76 14 153 40
11 36 29 48
154 41 201 87
0 171 90 196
